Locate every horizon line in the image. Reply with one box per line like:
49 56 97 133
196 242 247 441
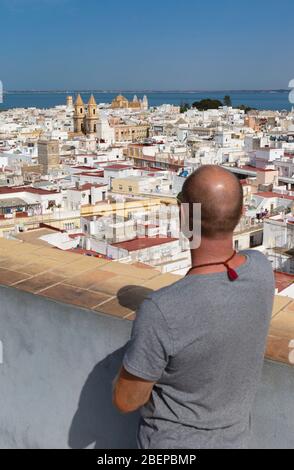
3 88 289 94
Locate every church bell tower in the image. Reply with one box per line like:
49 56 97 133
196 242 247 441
85 94 98 135
74 94 85 134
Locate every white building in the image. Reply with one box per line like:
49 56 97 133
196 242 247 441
263 214 294 274
66 183 108 210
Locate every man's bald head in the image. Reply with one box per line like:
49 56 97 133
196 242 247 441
181 165 243 239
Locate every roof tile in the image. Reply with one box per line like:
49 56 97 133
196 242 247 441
39 283 111 310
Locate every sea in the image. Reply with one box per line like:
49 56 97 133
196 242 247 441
0 90 292 111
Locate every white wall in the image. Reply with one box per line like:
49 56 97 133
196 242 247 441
0 285 294 448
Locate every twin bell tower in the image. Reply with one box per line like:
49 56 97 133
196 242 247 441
73 94 99 135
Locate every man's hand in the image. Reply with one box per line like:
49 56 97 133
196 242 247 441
113 367 155 414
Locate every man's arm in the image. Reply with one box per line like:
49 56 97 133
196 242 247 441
113 367 155 414
113 298 172 414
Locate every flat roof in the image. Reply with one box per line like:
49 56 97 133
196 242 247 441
0 186 58 196
275 271 294 293
255 191 294 200
240 165 277 173
104 164 133 170
77 171 104 177
71 183 107 192
15 228 59 246
0 197 29 208
72 166 97 170
112 236 178 251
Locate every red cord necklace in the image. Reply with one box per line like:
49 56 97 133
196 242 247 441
186 250 239 282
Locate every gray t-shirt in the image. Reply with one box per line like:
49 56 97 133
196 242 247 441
123 250 275 449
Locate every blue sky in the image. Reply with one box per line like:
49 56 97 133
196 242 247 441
0 0 293 90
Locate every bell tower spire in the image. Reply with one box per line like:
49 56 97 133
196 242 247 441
86 94 98 135
74 94 85 134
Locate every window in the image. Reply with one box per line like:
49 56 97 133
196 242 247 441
128 187 133 192
234 240 239 250
80 108 83 114
119 185 123 190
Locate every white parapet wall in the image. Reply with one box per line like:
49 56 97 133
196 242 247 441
0 285 293 449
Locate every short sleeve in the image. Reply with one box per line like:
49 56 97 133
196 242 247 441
123 298 173 382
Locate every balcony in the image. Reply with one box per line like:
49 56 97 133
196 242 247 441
0 238 293 449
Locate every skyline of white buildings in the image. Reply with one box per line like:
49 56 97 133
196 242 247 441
0 94 293 280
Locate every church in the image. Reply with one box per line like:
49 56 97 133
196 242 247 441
73 94 99 135
111 94 148 110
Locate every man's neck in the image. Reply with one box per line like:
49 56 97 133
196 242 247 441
190 235 236 268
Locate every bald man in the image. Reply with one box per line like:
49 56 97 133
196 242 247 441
113 165 274 449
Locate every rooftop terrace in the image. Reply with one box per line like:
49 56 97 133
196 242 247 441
0 238 292 365
0 237 293 448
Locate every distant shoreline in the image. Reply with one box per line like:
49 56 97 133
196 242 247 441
1 89 291 112
4 89 289 94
